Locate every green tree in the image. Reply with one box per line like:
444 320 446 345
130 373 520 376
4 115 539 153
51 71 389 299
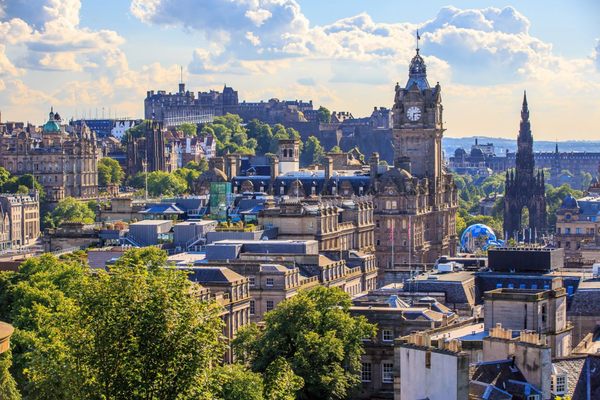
71 247 225 399
329 145 342 153
216 364 265 400
184 159 209 173
0 248 226 400
317 106 331 123
300 136 325 166
147 171 187 197
174 168 200 193
179 122 197 137
264 357 304 400
43 197 95 228
246 120 274 155
98 157 125 187
0 349 21 400
234 287 376 400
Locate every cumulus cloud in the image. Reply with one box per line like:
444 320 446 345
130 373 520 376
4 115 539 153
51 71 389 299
1 0 125 72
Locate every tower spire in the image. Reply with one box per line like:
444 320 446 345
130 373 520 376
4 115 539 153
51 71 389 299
521 90 529 122
416 29 420 53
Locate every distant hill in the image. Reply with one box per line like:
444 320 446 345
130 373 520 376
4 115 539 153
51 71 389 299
443 136 600 156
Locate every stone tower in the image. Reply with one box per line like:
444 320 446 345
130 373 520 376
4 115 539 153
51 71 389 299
371 39 458 271
277 139 300 174
391 46 444 180
504 92 547 240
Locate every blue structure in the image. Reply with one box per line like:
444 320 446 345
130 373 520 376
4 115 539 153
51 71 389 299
460 223 504 253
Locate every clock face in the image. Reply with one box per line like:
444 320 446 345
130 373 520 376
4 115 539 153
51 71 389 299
406 106 421 121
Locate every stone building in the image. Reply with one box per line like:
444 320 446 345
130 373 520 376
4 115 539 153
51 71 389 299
503 93 547 240
555 194 600 264
184 266 251 363
0 193 40 249
484 284 572 358
260 197 375 253
144 83 238 126
0 108 99 201
201 260 320 322
374 44 458 269
127 120 178 176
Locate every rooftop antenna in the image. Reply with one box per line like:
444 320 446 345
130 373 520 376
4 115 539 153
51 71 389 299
180 65 183 84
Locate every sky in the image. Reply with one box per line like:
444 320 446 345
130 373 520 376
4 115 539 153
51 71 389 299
0 0 599 140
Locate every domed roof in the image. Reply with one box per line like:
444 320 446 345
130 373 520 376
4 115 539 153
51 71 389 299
43 107 61 133
406 49 430 91
204 167 227 182
454 148 467 158
561 194 579 209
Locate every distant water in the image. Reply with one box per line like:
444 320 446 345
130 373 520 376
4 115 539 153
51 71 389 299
443 136 600 156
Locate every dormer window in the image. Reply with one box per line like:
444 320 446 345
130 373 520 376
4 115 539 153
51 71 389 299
551 374 567 395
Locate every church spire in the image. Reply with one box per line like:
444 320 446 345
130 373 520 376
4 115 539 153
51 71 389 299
521 91 529 122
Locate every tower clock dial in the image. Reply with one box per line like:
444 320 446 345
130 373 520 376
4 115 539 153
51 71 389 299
406 106 421 121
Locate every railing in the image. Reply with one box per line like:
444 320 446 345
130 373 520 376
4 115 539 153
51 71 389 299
346 266 362 277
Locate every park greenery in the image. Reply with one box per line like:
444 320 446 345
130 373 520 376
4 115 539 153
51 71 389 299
0 248 372 400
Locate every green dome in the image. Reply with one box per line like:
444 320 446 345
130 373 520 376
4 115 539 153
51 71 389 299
43 120 61 132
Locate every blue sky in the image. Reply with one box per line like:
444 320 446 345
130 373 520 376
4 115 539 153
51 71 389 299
1 0 599 139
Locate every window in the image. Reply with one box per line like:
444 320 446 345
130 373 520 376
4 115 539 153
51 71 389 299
552 374 567 395
250 300 255 315
382 329 394 342
519 284 526 289
382 363 394 383
249 276 256 286
361 362 372 382
266 300 274 312
496 283 503 289
266 278 274 287
531 284 538 290
527 395 540 400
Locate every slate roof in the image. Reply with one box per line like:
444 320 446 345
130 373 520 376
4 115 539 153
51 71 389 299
139 202 184 215
569 281 600 316
553 355 600 400
184 266 245 284
470 359 527 391
469 381 512 400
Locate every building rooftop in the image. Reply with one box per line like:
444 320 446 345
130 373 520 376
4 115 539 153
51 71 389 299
129 219 173 226
413 270 475 283
181 266 246 284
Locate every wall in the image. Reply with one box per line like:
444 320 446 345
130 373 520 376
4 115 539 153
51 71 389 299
397 345 468 400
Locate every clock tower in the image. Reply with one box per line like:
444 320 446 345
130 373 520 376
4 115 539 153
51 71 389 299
392 45 444 181
370 35 458 275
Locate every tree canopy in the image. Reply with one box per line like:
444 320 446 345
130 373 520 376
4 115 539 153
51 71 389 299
43 197 96 228
98 157 124 187
178 122 197 137
300 136 325 166
0 248 227 400
317 106 331 123
234 287 376 400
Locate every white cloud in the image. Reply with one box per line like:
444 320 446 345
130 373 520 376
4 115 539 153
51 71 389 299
1 0 125 72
